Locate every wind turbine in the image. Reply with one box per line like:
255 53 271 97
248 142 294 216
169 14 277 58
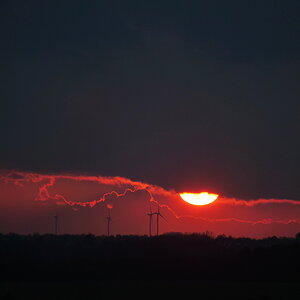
154 203 167 236
107 208 112 236
147 203 156 237
54 213 58 235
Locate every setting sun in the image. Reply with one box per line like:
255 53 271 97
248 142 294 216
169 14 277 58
179 192 219 206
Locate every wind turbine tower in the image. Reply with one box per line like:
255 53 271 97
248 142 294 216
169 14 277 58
147 205 155 237
107 209 112 236
154 203 166 236
54 213 58 235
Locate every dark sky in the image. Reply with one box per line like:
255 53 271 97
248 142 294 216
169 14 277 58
1 1 299 199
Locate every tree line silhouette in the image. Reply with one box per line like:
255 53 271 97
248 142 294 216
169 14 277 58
1 232 300 281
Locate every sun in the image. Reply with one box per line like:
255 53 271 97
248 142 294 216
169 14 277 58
179 192 219 206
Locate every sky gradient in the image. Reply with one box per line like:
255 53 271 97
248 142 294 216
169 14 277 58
1 170 300 238
0 1 299 237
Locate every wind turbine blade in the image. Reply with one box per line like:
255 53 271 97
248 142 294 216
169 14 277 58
159 213 168 222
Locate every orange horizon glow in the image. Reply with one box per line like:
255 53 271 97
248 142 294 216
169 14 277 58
180 192 219 206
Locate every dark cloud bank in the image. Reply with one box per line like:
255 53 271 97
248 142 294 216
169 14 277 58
0 1 299 199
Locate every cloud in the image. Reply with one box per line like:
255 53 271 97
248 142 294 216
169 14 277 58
1 169 300 231
219 197 300 206
178 216 300 225
0 170 168 208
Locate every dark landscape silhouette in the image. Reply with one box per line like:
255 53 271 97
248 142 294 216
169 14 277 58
1 233 300 299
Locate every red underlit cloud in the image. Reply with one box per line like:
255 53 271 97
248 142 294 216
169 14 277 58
219 197 300 206
1 169 300 237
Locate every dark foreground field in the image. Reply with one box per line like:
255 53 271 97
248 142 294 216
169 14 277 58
1 233 300 299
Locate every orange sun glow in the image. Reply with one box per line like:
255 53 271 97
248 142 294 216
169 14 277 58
179 192 219 206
